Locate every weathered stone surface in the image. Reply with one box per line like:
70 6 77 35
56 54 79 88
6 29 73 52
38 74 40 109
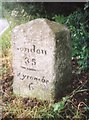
12 18 71 101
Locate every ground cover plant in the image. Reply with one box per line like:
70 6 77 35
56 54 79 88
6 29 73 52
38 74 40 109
1 2 89 119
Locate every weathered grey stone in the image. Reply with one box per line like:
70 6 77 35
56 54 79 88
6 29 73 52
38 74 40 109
12 18 71 101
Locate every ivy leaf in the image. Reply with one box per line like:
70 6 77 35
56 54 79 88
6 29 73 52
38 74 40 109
52 96 69 112
84 106 89 111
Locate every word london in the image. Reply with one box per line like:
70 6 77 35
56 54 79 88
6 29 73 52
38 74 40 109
17 44 47 55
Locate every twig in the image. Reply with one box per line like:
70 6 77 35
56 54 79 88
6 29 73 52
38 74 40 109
74 89 89 94
70 80 88 98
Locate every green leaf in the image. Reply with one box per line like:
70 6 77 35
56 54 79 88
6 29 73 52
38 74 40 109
52 97 69 112
84 106 89 111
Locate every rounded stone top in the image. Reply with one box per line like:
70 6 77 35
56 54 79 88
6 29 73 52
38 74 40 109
12 18 69 35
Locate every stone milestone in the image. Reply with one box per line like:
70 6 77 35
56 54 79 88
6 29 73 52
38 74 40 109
12 18 71 101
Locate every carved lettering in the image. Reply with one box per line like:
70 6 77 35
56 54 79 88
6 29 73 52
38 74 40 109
17 72 49 84
24 48 29 53
32 58 36 65
30 45 35 53
36 49 40 54
16 44 48 92
20 74 27 80
17 72 20 76
17 44 47 55
29 83 34 90
24 57 36 66
34 77 38 81
24 57 30 64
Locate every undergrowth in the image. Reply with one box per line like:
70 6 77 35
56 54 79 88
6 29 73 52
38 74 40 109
1 3 89 119
53 10 89 73
2 76 89 119
0 27 11 57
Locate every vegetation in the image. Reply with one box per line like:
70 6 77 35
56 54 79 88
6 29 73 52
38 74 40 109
0 27 11 57
1 2 89 119
2 2 89 72
53 10 89 73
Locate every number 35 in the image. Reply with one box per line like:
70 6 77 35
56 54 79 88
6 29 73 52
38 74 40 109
24 57 36 65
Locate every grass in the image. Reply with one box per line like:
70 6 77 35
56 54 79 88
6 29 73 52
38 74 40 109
0 27 12 79
1 19 89 119
2 80 89 119
0 27 11 57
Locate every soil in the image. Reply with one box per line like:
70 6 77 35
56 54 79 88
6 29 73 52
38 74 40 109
1 59 89 119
